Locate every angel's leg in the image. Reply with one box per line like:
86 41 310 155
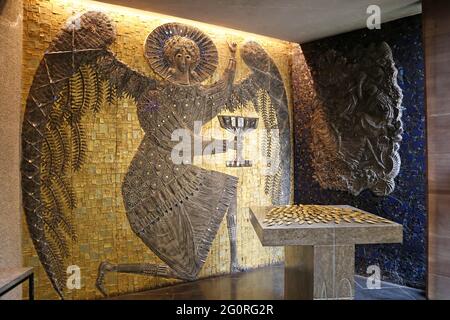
95 261 192 296
226 195 242 272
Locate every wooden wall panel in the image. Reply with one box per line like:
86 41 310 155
428 154 450 192
423 0 450 300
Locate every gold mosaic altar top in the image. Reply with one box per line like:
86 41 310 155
263 205 393 227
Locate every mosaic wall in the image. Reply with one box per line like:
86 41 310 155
292 15 426 289
22 0 294 299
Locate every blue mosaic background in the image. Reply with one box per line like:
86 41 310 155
294 15 426 289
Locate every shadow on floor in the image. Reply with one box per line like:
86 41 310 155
109 264 425 300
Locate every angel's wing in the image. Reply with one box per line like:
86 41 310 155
21 11 155 298
228 41 291 205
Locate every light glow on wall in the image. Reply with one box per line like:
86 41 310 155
54 0 290 44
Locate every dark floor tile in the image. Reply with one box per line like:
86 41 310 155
110 265 425 300
354 275 425 300
355 275 413 290
355 287 425 300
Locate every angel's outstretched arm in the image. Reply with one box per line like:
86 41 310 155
21 11 155 298
96 51 156 101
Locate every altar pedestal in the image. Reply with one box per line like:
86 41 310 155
249 205 403 300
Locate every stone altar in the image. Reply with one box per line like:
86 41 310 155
249 205 402 299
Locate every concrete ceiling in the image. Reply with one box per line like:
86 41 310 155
97 0 421 43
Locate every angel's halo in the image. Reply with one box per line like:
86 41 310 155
144 22 218 84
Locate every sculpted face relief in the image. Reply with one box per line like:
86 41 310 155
309 42 403 196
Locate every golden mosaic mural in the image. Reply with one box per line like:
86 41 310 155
21 0 294 299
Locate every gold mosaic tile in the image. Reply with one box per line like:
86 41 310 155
22 0 293 299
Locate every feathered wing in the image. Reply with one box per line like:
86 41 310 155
21 11 155 298
228 41 291 204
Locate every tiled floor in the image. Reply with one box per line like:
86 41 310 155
354 275 425 300
110 264 425 300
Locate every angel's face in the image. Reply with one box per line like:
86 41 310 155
163 36 200 83
174 47 192 73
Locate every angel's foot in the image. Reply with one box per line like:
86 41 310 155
96 261 115 297
96 262 189 296
231 263 245 273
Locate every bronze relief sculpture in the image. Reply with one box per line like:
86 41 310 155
310 42 403 196
21 12 291 298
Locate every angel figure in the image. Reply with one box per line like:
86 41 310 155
21 11 291 298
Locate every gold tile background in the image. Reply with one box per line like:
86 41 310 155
21 0 294 299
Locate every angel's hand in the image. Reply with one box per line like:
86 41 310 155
223 138 237 151
205 138 236 155
228 41 237 57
